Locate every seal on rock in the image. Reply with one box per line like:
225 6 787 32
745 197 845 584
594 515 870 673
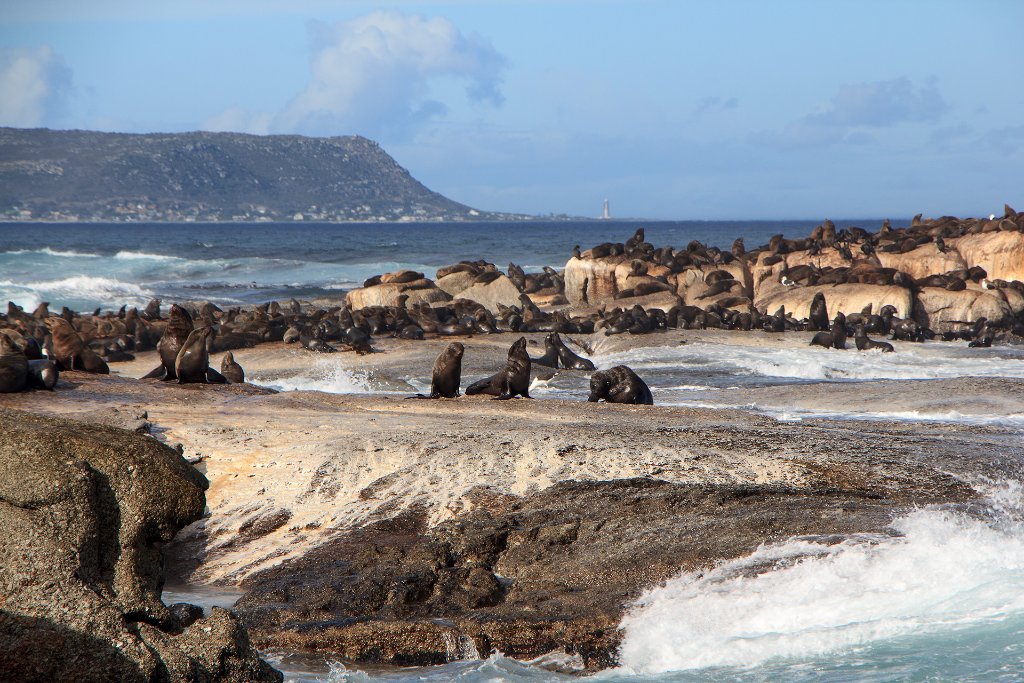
553 333 596 371
466 337 531 400
175 327 227 384
531 334 560 368
142 304 193 380
854 324 894 352
26 358 60 390
808 292 829 332
0 334 28 393
44 317 109 374
587 365 653 405
408 342 464 399
220 351 245 383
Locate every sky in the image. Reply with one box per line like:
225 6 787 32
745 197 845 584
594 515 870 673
1 0 1022 220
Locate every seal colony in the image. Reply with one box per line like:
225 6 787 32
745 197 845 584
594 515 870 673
2 206 1023 402
2 205 1024 675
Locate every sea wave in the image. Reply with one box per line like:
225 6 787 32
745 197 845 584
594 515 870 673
3 247 102 258
617 482 1024 674
8 275 155 309
114 250 182 261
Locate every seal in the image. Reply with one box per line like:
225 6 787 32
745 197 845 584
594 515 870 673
142 303 193 380
531 333 560 368
553 332 596 370
175 327 227 384
0 334 29 393
408 342 464 399
465 336 531 400
854 324 894 352
44 317 110 374
220 351 245 383
587 365 653 405
809 312 848 350
26 358 59 390
808 292 829 332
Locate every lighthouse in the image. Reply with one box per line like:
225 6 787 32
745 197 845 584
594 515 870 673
601 199 610 220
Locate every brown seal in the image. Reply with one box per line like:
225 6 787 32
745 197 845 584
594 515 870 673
0 334 29 393
44 317 109 374
466 337 531 399
587 365 653 405
220 351 245 383
142 303 194 380
26 358 60 390
408 342 464 399
174 327 225 384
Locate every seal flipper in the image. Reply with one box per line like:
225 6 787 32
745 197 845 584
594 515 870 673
141 364 167 380
206 367 228 384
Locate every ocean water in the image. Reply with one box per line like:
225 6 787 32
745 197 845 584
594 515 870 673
7 220 1024 680
1 219 873 312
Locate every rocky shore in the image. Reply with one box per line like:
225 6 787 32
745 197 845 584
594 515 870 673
2 333 1022 671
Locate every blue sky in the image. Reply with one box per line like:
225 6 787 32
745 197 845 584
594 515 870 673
1 0 1021 219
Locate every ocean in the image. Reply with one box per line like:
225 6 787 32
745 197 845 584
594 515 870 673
7 220 1024 681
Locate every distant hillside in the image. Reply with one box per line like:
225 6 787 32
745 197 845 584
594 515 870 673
0 127 501 222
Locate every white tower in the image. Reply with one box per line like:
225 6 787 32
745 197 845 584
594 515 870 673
602 199 610 220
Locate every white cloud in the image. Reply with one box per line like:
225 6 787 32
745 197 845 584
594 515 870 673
0 46 72 127
805 77 946 127
272 11 505 138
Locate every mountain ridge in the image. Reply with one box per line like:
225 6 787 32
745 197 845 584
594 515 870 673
0 127 509 222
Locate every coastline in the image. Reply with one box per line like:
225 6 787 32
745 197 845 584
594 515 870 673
3 332 1020 668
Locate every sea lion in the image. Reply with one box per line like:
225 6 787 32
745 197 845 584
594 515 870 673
854 324 894 352
408 342 464 399
465 337 531 400
44 317 110 374
220 351 245 383
26 358 59 390
808 292 829 332
531 333 560 368
553 333 596 370
142 304 194 380
0 334 28 393
587 365 653 405
175 327 226 384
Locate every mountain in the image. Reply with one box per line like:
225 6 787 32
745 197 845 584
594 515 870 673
0 127 501 222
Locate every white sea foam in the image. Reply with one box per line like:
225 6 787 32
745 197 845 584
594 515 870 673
598 339 1024 383
249 358 376 394
617 484 1024 674
4 247 101 258
12 275 154 308
114 250 182 261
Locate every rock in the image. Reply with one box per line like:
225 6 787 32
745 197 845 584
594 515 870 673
0 408 280 682
346 282 452 310
952 231 1024 282
454 274 524 314
435 271 479 297
236 475 970 670
913 287 1014 328
563 256 626 305
755 283 914 320
876 242 967 279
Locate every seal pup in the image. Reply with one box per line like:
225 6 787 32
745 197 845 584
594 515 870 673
26 358 59 390
0 334 28 393
553 332 596 370
465 337 531 399
587 365 653 405
408 342 464 399
220 351 245 383
142 304 193 380
854 324 894 352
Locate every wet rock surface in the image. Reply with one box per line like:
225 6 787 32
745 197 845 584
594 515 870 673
235 458 974 669
0 408 281 682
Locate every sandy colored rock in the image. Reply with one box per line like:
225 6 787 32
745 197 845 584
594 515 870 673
435 271 478 297
913 286 1014 327
755 283 914 319
346 282 452 310
876 242 967 279
454 274 523 314
952 231 1024 282
563 256 626 305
